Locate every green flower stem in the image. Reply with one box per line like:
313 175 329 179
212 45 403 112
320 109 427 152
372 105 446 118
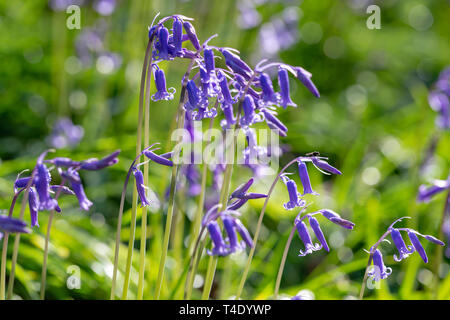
273 225 296 300
0 190 24 300
154 58 196 300
235 157 302 299
185 234 207 299
201 254 218 300
433 189 450 299
136 39 154 300
110 38 152 300
40 178 67 300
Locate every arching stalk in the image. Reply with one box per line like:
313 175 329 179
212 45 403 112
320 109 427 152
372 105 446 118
273 225 296 300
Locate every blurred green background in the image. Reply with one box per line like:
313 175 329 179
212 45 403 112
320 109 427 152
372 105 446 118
0 0 449 300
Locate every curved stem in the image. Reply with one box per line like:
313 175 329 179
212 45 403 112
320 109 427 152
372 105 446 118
273 225 296 300
154 58 196 300
110 39 152 300
202 254 217 300
137 38 154 300
185 228 207 299
235 157 301 299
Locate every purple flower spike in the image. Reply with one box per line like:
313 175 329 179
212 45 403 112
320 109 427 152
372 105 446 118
369 249 392 281
186 80 202 110
295 67 320 98
295 220 322 256
408 230 428 263
278 67 297 108
34 163 59 211
29 188 39 227
259 73 278 104
69 171 93 211
311 157 342 175
183 21 201 51
0 215 30 234
308 216 329 252
80 150 120 170
144 150 173 167
133 167 151 208
320 209 355 229
223 215 243 253
152 67 175 101
207 220 229 256
297 160 318 196
280 174 305 210
234 218 253 248
417 178 450 203
390 228 414 262
424 234 445 246
221 49 253 79
172 17 183 53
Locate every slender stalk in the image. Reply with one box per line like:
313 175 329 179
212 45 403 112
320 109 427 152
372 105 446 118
433 190 450 299
185 232 207 299
201 255 218 300
40 210 54 300
137 41 154 300
110 39 152 300
40 178 67 300
235 157 302 299
154 59 196 300
0 190 23 300
273 225 296 300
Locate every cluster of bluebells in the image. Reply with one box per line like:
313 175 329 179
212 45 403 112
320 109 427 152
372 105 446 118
201 178 267 256
367 218 445 282
276 155 354 256
428 67 450 130
145 13 323 255
14 150 119 227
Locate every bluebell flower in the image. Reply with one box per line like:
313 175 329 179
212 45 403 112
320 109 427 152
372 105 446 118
223 215 244 253
319 209 355 229
221 104 236 129
407 230 428 263
308 216 329 252
311 157 342 175
241 95 258 127
204 48 215 75
151 66 175 101
79 150 120 170
233 217 253 248
217 70 234 105
368 249 392 281
295 66 320 98
45 157 81 168
297 160 318 196
182 21 201 51
220 49 253 80
278 67 296 109
29 188 39 227
417 177 450 203
206 220 229 256
280 174 305 210
154 26 171 60
34 163 59 211
390 228 414 262
259 72 278 105
0 215 30 239
68 170 93 211
144 149 174 167
132 167 151 207
262 109 287 134
295 219 321 257
172 17 183 54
